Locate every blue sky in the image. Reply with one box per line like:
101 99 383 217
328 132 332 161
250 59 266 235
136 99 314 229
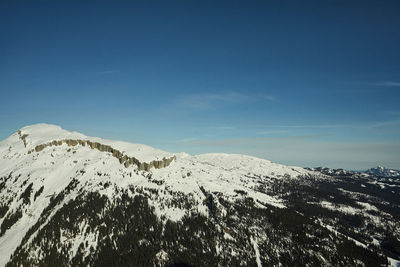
1 0 399 169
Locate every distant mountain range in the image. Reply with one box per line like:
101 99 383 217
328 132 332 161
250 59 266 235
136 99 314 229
306 166 400 178
0 124 399 266
365 166 400 178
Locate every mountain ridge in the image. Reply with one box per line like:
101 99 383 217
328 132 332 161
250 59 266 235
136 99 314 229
307 166 400 178
0 124 399 266
366 166 400 178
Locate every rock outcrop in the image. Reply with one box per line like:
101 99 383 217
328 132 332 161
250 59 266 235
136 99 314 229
17 131 28 147
27 139 176 171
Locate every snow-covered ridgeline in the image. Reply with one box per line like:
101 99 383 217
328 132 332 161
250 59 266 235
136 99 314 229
0 123 173 163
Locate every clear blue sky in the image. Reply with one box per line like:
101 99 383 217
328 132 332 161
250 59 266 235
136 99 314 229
1 0 399 169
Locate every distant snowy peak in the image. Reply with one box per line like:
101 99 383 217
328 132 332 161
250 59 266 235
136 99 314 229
305 167 355 177
307 166 400 178
366 166 400 178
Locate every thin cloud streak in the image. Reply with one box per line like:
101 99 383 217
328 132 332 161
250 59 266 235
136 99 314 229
276 124 347 129
381 111 400 116
184 134 330 146
348 81 400 87
373 81 400 87
368 120 400 128
175 138 197 143
257 130 289 135
96 70 120 75
273 119 400 130
259 94 277 102
173 92 276 110
212 126 235 130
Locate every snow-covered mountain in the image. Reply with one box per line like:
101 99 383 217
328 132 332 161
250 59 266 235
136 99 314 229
366 166 400 178
0 124 399 266
305 167 356 177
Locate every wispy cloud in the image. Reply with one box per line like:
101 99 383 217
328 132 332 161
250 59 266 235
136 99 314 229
259 94 277 101
344 81 400 93
372 81 400 87
276 124 347 129
175 138 197 143
173 91 276 110
212 126 235 130
368 120 400 128
174 92 247 109
272 120 400 130
184 134 330 146
257 130 289 135
381 111 400 116
96 70 120 75
349 81 400 87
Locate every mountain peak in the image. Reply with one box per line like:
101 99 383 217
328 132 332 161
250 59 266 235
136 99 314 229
21 123 62 131
366 166 400 178
5 124 173 164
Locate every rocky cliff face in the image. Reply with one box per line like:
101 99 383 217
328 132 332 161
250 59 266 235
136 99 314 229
28 139 176 171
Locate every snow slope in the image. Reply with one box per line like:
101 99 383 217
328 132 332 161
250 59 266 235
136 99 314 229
0 124 315 266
